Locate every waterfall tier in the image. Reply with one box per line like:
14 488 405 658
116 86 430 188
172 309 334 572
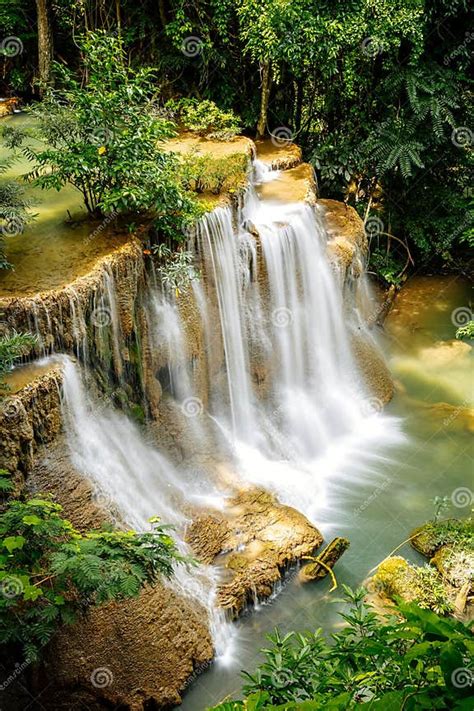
0 139 401 708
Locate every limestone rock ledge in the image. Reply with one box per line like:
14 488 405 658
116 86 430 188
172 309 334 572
320 198 367 274
254 139 302 170
0 363 63 479
0 237 144 365
187 488 323 617
28 442 214 710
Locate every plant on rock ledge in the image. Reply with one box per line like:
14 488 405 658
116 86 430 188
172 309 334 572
0 331 37 393
0 161 36 270
211 586 474 710
166 98 241 140
152 244 200 295
0 486 186 661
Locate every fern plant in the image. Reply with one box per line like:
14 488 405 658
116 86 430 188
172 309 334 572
365 116 425 180
0 489 187 661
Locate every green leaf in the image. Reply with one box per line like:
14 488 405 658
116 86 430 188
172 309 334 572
3 535 26 552
22 515 43 526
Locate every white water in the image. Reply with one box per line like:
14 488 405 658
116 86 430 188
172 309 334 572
58 157 403 663
60 356 235 662
193 170 404 524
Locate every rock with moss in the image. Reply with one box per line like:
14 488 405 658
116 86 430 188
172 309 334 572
410 518 473 558
410 519 473 608
373 556 453 615
187 488 323 617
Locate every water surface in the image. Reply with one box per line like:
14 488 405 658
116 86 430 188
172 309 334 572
179 274 473 710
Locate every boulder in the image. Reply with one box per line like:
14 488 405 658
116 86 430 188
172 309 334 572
187 488 323 616
27 442 214 710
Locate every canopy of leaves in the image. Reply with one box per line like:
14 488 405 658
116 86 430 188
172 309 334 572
1 0 472 275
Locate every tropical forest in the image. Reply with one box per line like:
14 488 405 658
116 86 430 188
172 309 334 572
0 0 472 709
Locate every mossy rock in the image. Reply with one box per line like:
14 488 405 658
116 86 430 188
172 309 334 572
373 556 453 615
432 546 474 591
226 553 250 571
410 519 473 558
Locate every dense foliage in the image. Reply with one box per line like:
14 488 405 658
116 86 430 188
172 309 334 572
166 98 241 139
1 0 472 281
0 475 184 661
211 586 474 711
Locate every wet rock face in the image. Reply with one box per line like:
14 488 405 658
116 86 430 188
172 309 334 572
27 442 214 711
44 585 213 711
0 239 145 383
0 365 63 479
187 488 323 616
254 139 303 170
351 333 395 406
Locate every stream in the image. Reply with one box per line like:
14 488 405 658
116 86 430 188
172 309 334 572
178 274 472 709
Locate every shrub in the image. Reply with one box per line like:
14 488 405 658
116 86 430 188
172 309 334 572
456 322 474 341
0 486 186 661
0 159 35 270
0 331 37 392
179 151 249 194
211 586 474 710
3 32 199 241
166 98 241 140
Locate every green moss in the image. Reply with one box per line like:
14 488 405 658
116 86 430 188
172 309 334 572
227 554 249 571
411 518 473 557
374 557 453 615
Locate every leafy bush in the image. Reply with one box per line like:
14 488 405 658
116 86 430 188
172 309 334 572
212 586 474 710
0 487 185 661
0 159 35 270
456 322 474 341
179 151 249 194
3 32 200 240
166 98 241 140
152 244 199 294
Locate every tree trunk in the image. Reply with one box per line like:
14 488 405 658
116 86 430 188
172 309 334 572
294 77 304 133
256 61 272 139
299 537 350 583
115 0 122 35
36 0 53 96
158 0 168 29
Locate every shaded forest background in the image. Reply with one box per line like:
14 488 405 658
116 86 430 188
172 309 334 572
1 0 473 283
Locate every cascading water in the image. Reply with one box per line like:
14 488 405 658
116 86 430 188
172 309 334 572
192 168 403 525
55 153 402 665
59 355 235 662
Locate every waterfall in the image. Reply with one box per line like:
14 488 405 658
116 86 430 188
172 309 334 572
52 154 402 663
195 208 257 442
191 164 403 523
59 355 235 662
